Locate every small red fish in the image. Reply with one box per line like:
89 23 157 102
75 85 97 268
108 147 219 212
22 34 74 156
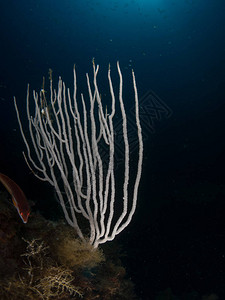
0 173 30 223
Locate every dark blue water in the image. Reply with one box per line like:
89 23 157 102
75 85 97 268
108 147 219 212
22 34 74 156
1 1 225 299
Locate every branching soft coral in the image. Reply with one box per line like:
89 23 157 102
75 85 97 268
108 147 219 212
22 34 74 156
32 266 83 299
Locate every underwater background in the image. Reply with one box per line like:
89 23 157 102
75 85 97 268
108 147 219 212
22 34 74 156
0 0 225 299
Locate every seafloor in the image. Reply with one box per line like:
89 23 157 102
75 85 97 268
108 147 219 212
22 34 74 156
0 190 137 300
